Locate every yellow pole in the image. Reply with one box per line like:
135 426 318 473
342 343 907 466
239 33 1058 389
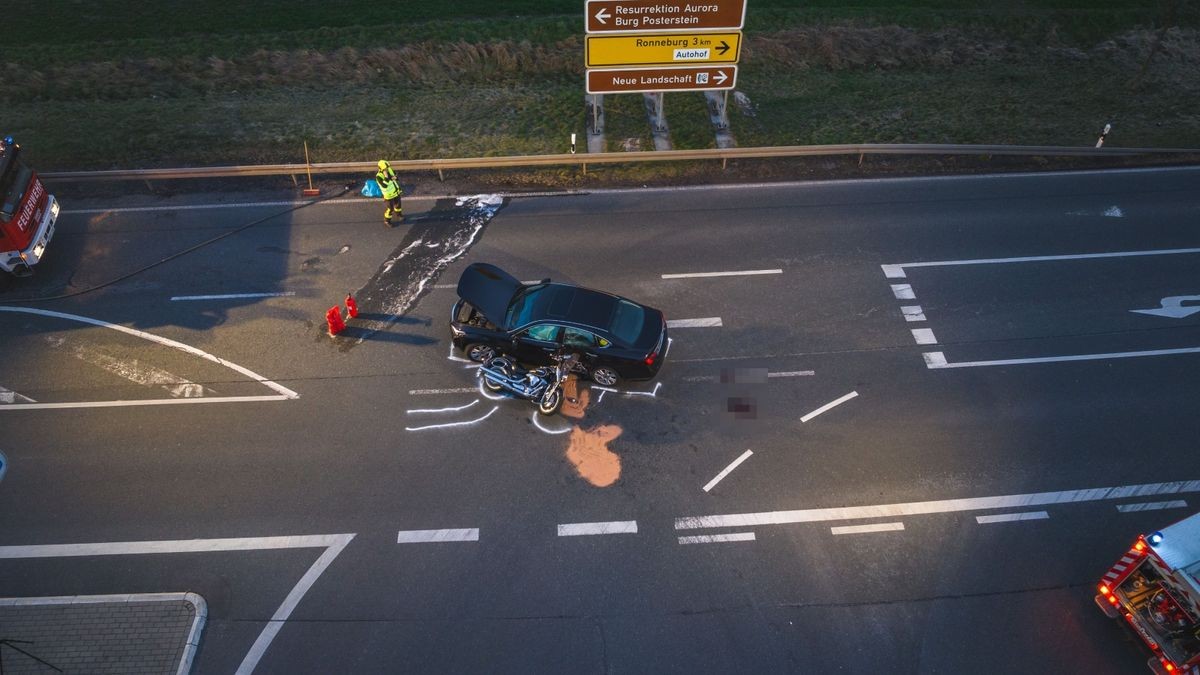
303 140 315 191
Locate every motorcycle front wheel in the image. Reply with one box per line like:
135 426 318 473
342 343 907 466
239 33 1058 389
538 388 564 416
483 375 504 392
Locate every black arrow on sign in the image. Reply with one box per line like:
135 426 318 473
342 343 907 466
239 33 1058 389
716 41 730 55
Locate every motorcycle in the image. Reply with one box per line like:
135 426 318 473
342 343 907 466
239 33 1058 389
478 351 580 416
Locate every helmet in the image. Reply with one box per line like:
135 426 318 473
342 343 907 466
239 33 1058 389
377 160 389 170
2 136 12 147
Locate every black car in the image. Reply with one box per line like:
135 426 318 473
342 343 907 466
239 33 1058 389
450 263 667 386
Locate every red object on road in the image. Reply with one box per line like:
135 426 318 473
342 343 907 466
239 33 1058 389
326 306 345 336
345 293 358 318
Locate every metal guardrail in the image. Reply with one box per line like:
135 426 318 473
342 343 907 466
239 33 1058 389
40 143 1200 182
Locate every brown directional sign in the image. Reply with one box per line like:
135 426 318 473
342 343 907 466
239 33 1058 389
587 65 737 94
586 0 747 33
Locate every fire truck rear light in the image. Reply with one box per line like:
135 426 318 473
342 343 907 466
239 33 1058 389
1107 594 1119 606
1099 584 1110 595
1135 541 1146 551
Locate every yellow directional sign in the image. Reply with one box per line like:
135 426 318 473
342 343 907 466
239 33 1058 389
585 32 741 68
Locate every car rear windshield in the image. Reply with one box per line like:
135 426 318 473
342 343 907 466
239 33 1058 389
609 300 645 345
505 284 549 328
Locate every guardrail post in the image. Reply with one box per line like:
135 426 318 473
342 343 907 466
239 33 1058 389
437 169 444 182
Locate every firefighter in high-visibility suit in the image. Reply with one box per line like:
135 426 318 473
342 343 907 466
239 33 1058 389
376 160 403 227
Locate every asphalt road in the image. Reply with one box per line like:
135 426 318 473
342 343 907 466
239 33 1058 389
2 166 1199 673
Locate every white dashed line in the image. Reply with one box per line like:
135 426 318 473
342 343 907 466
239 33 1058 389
557 521 638 536
768 370 815 378
799 391 858 423
1116 500 1188 513
901 306 926 322
910 328 938 345
831 522 905 535
890 284 915 300
702 449 754 493
396 528 479 543
976 511 1049 524
922 347 1200 369
661 269 783 279
667 317 723 328
678 532 756 545
674 479 1200 531
171 292 296 301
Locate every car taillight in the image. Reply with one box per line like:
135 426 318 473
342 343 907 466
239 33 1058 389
645 353 656 366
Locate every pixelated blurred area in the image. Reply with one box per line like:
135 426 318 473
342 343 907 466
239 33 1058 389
721 367 768 384
726 396 757 420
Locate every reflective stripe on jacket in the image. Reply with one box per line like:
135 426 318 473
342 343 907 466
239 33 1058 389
376 169 401 199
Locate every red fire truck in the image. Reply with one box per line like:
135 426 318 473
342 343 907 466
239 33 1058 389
0 136 59 276
1098 512 1200 673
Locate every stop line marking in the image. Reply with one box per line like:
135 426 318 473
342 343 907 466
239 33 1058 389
882 246 1200 279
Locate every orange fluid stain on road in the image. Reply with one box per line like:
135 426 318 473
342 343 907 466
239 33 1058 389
565 424 623 487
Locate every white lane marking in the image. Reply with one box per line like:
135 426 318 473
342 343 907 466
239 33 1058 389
557 521 638 536
1116 500 1188 513
408 387 478 396
678 532 756 545
881 264 907 279
45 335 211 398
891 284 915 300
922 347 1200 369
831 522 905 535
901 305 926 322
0 385 36 404
171 292 296 301
407 399 479 414
1 395 292 410
0 307 298 401
800 391 858 423
667 317 723 328
911 328 938 345
768 370 815 378
674 479 1200 530
396 529 479 543
1104 206 1124 218
976 511 1049 524
0 532 354 675
885 247 1200 274
532 411 573 435
661 269 783 279
236 534 355 675
703 449 754 493
404 405 498 431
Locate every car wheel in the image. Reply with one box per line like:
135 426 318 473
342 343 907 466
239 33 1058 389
465 343 495 362
590 366 619 387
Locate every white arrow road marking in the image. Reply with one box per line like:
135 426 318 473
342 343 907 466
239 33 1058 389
1131 295 1200 319
0 385 35 404
44 335 213 398
594 7 610 23
0 307 298 409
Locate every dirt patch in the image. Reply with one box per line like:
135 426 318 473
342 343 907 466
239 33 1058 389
565 425 622 488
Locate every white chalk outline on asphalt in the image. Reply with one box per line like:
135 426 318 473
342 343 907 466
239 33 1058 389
1116 500 1188 513
404 405 498 431
976 511 1049 524
922 347 1200 370
667 317 723 328
661 269 783 279
881 247 1200 279
800 391 859 423
396 529 479 543
0 592 208 675
675 479 1200 531
703 449 754 493
407 399 479 414
557 521 639 536
0 307 299 410
531 411 573 435
0 533 354 675
678 532 756 545
170 292 296 301
831 522 905 535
